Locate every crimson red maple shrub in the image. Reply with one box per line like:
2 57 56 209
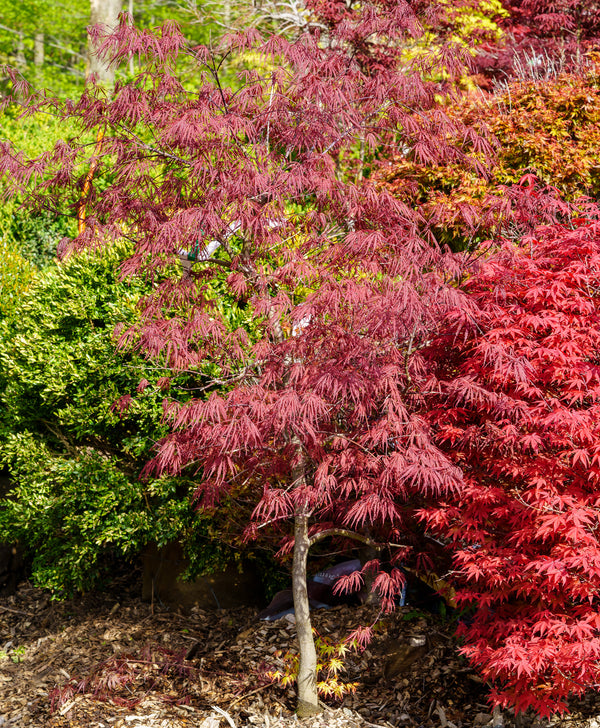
424 219 600 715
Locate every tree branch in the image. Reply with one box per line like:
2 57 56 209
309 528 388 549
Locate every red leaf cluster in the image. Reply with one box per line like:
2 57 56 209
424 220 600 715
504 0 600 42
475 0 600 84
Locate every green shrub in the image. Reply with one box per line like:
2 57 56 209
0 110 79 269
0 243 246 596
0 239 34 317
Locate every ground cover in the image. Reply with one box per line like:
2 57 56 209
2 574 600 728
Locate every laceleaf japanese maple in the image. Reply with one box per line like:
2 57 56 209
0 4 489 716
300 0 510 104
504 0 600 44
424 219 600 715
475 0 599 84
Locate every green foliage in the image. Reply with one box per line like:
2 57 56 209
0 242 249 596
0 110 78 269
0 243 160 452
1 204 73 269
0 434 150 595
0 645 26 663
0 239 34 317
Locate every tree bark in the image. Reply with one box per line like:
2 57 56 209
88 0 123 86
34 33 44 68
15 32 25 69
292 509 320 717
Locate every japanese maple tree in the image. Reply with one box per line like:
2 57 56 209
424 219 600 715
0 2 489 713
504 0 600 44
475 0 599 84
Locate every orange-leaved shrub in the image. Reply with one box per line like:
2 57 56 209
377 64 600 249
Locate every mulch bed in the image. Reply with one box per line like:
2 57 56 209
1 573 599 728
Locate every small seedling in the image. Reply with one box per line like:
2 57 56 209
9 646 26 663
268 630 358 699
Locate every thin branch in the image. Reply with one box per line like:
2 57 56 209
227 684 271 709
112 121 191 167
309 528 400 549
0 605 34 617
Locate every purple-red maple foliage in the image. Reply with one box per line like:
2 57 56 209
0 4 485 713
476 0 600 84
424 219 600 715
504 0 600 43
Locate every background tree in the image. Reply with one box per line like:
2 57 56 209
88 0 123 84
0 0 88 94
0 0 233 96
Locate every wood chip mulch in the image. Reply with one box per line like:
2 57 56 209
1 574 600 728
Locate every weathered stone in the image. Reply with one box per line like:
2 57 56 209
382 635 428 680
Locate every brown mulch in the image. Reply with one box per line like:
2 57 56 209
0 574 599 728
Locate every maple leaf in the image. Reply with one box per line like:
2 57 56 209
424 220 600 714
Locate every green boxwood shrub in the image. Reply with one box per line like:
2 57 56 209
0 243 246 596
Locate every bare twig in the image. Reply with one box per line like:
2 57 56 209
0 605 34 617
227 683 271 709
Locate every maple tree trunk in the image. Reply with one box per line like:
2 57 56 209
292 509 320 717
